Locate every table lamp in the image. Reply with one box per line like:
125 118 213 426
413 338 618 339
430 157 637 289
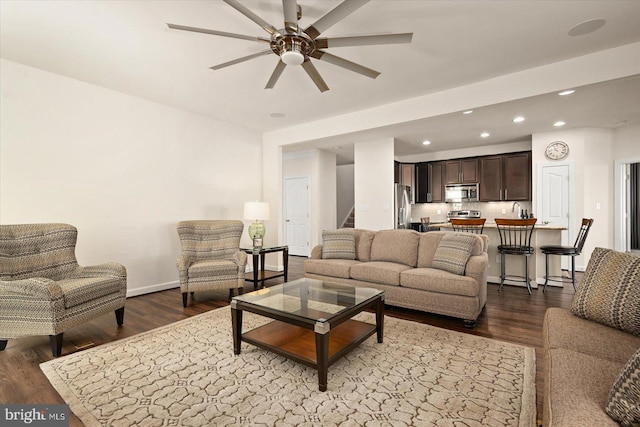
244 201 270 248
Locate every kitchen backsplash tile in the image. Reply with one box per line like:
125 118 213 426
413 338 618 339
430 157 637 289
411 201 533 223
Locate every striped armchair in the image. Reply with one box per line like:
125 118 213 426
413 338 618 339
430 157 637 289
0 223 127 357
177 220 247 307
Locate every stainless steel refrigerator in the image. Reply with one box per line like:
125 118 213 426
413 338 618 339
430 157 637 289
394 184 411 229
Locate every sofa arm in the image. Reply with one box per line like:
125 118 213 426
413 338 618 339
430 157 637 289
310 245 323 259
465 252 488 308
231 250 248 273
0 278 63 300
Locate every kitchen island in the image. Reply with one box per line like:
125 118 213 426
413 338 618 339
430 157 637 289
438 221 567 290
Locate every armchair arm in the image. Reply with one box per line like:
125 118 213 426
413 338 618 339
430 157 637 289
74 262 127 280
231 250 248 268
0 278 63 300
176 254 192 287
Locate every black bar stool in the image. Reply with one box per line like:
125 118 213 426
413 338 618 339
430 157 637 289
450 218 486 234
540 218 594 292
496 218 537 294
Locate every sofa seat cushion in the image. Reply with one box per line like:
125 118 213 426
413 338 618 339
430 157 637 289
57 277 121 309
350 262 413 286
546 348 624 427
304 259 361 279
544 308 640 364
188 259 239 279
400 268 479 297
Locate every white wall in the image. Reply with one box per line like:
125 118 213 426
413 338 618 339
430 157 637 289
532 127 615 268
0 59 262 296
336 164 354 227
354 138 394 230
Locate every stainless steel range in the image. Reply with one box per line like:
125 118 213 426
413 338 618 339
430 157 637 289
447 210 481 221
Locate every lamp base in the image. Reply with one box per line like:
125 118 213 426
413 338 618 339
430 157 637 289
248 221 265 249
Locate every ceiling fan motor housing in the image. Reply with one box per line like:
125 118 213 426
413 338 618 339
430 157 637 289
272 32 315 65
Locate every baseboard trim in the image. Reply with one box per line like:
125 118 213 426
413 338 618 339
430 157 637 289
127 281 179 298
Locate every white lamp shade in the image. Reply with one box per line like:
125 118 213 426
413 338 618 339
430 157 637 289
244 202 270 221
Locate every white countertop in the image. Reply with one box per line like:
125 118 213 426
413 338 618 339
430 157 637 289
436 221 566 231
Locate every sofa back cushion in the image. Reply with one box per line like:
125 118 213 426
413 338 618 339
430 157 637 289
571 247 640 336
353 229 375 261
370 229 419 267
417 232 485 268
432 233 479 275
0 223 79 281
321 229 356 260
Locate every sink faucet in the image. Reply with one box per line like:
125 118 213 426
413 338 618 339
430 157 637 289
511 201 521 218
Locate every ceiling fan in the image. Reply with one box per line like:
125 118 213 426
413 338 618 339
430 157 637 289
167 0 413 92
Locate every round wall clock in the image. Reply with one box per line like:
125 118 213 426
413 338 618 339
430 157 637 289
545 141 569 160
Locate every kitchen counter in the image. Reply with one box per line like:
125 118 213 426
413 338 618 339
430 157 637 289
436 220 567 290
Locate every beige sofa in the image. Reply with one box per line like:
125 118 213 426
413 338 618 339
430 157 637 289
543 247 640 427
304 229 488 327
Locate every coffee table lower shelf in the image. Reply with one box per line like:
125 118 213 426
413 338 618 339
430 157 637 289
241 319 376 383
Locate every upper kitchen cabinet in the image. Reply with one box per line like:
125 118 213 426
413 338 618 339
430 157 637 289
416 162 444 203
445 158 478 184
479 152 531 201
396 162 415 203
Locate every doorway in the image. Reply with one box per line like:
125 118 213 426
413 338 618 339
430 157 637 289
616 160 640 253
537 162 574 268
284 176 311 256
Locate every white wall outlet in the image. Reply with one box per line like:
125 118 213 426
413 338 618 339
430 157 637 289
501 209 506 214
596 202 601 210
382 204 390 211
360 204 369 212
437 209 442 215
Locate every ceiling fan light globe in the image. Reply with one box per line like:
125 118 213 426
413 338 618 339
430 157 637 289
281 50 304 66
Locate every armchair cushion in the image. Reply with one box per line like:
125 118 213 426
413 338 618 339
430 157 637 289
188 259 241 279
57 277 122 309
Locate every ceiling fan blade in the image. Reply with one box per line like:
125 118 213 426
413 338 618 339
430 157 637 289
282 0 299 33
210 50 273 70
223 0 280 37
305 0 369 39
265 60 287 89
315 33 413 49
301 59 329 92
311 50 380 79
167 23 270 44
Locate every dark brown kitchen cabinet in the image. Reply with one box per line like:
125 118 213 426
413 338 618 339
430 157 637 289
428 162 445 203
416 162 443 203
445 158 478 184
399 163 415 203
479 152 531 201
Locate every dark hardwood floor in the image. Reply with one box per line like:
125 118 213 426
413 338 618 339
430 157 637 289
0 255 576 425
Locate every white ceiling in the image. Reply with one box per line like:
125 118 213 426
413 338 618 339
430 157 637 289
2 0 640 163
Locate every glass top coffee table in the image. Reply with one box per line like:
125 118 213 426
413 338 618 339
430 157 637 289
230 278 384 391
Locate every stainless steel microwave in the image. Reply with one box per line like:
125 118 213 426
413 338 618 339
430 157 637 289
444 184 479 203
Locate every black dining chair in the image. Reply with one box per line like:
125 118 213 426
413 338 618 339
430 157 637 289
495 218 537 294
540 218 594 292
450 218 486 234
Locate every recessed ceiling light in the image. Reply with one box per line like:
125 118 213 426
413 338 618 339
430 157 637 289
568 19 606 37
512 116 525 123
558 89 575 96
269 112 286 118
553 121 566 127
422 140 431 145
480 132 490 138
463 110 473 115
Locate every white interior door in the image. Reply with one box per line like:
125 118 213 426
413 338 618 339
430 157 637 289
284 176 310 256
538 163 572 268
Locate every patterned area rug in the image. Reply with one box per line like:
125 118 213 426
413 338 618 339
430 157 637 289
41 306 536 426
